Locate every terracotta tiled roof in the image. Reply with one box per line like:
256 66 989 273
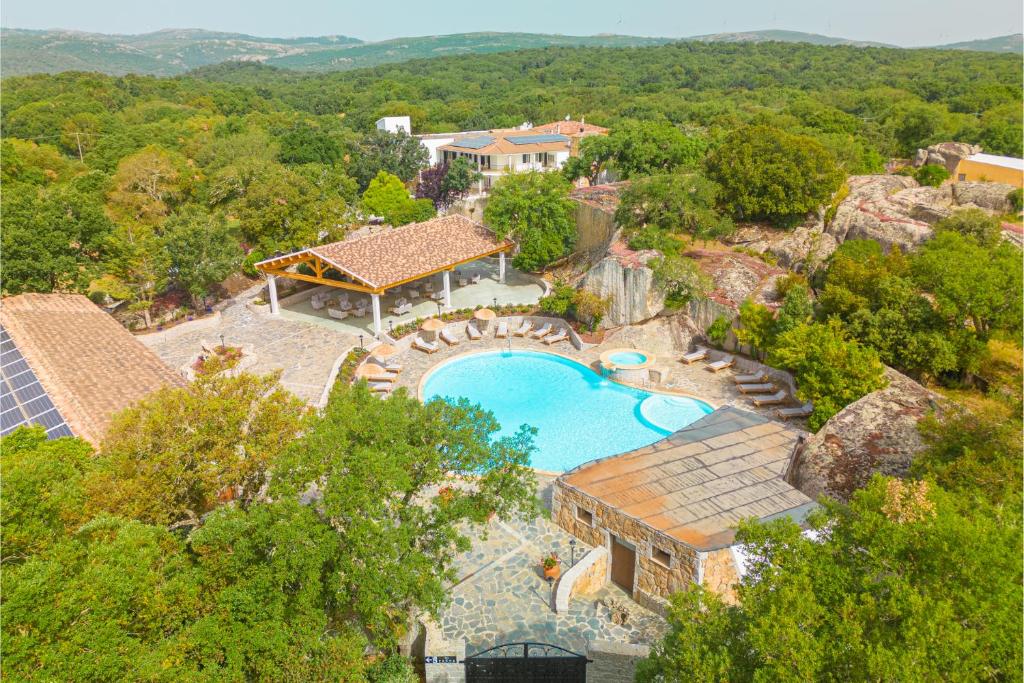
305 214 512 291
441 133 571 156
0 293 184 445
531 119 609 137
559 407 814 551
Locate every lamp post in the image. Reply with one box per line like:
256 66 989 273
358 334 364 351
569 539 577 568
389 320 394 334
436 301 442 318
219 334 225 351
546 575 555 609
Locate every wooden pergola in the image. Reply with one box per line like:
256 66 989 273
255 215 513 337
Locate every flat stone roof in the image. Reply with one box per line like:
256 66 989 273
559 407 814 551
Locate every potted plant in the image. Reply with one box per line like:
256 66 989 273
438 486 455 505
541 552 561 580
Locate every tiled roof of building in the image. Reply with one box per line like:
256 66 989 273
530 119 609 137
0 293 184 445
270 214 512 291
559 407 814 551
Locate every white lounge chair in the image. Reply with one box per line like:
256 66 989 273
681 347 708 364
751 390 788 407
370 359 402 374
705 355 734 373
529 323 552 339
327 307 348 320
466 323 483 340
390 302 412 316
777 402 814 420
495 321 509 338
367 381 392 394
439 328 460 346
359 369 397 383
734 371 768 384
513 320 532 337
542 329 568 345
413 336 439 354
737 382 776 394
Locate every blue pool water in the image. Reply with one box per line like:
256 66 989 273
422 350 713 472
608 351 648 365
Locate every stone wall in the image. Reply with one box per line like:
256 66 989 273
586 640 651 683
701 548 740 604
552 482 699 611
423 618 466 683
581 251 665 328
554 546 609 613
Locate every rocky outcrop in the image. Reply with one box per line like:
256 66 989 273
729 225 839 273
825 174 934 253
912 141 980 173
788 368 942 502
952 181 1018 213
686 249 786 311
581 241 665 328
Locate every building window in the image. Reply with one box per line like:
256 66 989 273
958 173 966 181
576 507 593 526
522 153 530 164
652 547 671 568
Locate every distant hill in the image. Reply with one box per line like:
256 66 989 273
687 29 894 48
932 33 1023 53
0 28 674 76
1 27 1019 78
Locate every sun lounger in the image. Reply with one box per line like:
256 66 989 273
359 370 397 383
681 347 708 364
367 381 392 394
776 402 813 419
529 323 552 339
734 371 768 384
440 328 460 346
542 329 568 345
495 321 509 338
737 382 776 394
413 336 439 354
704 355 734 372
370 359 402 374
751 390 788 406
513 321 532 337
327 307 348 320
466 323 483 340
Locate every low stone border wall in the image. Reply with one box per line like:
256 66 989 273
423 618 466 683
136 310 221 340
586 640 651 683
554 546 608 613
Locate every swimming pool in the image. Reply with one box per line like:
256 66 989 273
421 350 714 472
608 351 648 365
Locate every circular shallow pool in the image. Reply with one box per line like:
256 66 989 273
422 350 713 472
609 351 648 365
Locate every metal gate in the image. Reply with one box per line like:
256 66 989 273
464 642 588 683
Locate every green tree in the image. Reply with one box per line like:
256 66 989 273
650 253 713 309
615 173 734 242
571 289 611 332
269 383 538 644
105 144 192 226
162 208 241 308
606 120 706 178
484 171 576 271
86 372 307 528
361 170 436 226
932 207 1004 248
638 476 1022 682
913 163 950 187
769 318 888 430
706 125 844 225
352 129 429 189
561 134 617 185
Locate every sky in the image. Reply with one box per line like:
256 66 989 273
2 0 1021 46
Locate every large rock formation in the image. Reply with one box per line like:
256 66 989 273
952 181 1018 213
825 174 934 252
729 225 839 273
788 368 941 502
912 141 980 173
686 248 786 311
581 241 665 327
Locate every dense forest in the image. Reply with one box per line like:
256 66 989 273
2 41 1020 313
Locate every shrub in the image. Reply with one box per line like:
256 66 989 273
1007 188 1022 213
823 182 850 227
651 253 713 310
707 316 731 347
571 290 610 332
914 164 950 187
539 281 576 316
626 226 685 255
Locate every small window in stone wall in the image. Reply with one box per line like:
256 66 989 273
652 547 672 568
576 507 593 526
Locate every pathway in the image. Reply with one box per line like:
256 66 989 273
138 287 356 403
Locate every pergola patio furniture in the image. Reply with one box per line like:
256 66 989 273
255 215 513 337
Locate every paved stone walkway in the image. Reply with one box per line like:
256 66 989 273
442 482 667 656
138 287 356 403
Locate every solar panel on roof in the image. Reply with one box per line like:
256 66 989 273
450 135 495 150
0 324 72 439
505 134 571 145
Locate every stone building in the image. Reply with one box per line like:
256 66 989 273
552 407 814 610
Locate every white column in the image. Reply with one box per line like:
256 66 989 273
442 271 452 309
498 251 506 284
371 293 382 338
267 275 280 315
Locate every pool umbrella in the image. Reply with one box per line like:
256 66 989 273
421 317 445 341
473 308 496 331
370 343 398 359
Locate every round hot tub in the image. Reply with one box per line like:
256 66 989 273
599 348 656 384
